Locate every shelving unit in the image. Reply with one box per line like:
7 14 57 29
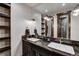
0 13 10 18
0 37 10 40
41 15 54 37
0 26 10 29
0 46 10 52
0 3 11 56
41 15 46 36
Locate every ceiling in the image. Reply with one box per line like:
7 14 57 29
26 3 79 15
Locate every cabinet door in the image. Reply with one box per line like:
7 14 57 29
23 45 33 56
22 39 33 56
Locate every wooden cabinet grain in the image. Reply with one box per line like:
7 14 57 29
22 38 62 56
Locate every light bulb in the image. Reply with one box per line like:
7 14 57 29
47 18 50 21
44 16 48 20
73 8 79 13
73 12 79 16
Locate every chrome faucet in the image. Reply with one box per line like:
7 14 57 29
59 37 63 44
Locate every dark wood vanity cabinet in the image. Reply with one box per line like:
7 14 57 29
22 38 33 56
30 44 62 56
22 37 62 56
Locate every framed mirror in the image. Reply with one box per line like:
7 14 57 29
57 11 71 39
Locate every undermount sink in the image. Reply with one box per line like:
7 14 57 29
48 42 75 55
27 38 40 42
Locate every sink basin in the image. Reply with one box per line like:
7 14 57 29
27 38 40 42
48 42 75 55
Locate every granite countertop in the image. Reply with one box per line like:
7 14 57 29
24 38 79 56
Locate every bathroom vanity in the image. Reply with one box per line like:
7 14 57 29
22 37 79 56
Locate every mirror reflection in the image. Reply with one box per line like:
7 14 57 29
57 11 71 39
40 5 79 42
41 15 54 37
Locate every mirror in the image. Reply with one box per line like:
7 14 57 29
41 10 79 46
57 11 71 39
41 10 79 42
41 15 54 37
46 16 54 37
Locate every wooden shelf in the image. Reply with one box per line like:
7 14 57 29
0 26 10 29
41 23 45 25
41 28 45 30
0 13 10 18
0 46 10 53
0 3 10 9
0 3 11 55
0 37 10 40
41 32 45 34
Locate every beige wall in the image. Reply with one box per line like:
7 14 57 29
71 12 79 41
53 15 57 38
11 3 41 56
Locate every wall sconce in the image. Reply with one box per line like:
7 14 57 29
73 4 79 16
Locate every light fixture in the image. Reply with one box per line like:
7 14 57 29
73 8 79 12
73 4 79 16
73 12 79 16
47 18 50 21
43 16 51 21
62 3 66 6
44 16 48 20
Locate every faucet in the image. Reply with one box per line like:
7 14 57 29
59 37 63 44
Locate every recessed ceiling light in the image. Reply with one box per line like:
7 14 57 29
62 3 66 6
45 9 48 12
